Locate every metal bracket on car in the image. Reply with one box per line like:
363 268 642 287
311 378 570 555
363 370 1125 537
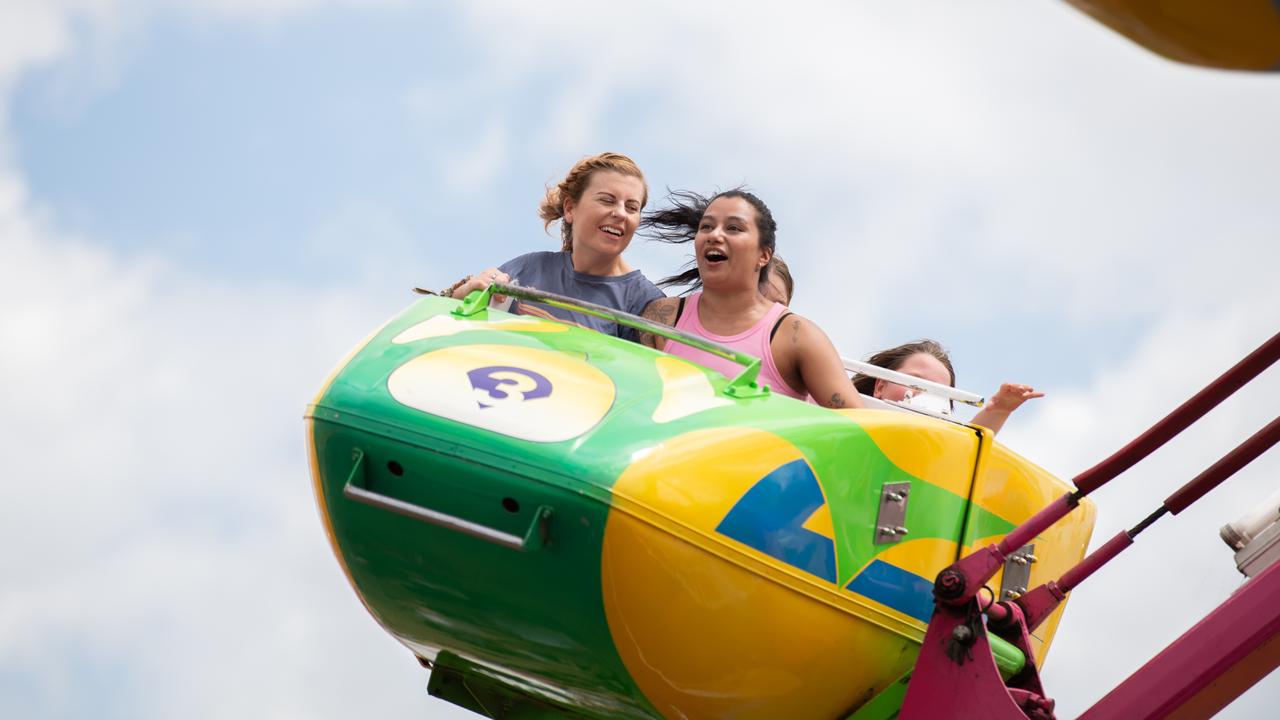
875 481 911 545
1000 543 1038 599
452 285 494 318
724 358 771 399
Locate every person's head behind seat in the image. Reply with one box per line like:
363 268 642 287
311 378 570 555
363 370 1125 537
761 254 793 305
853 339 955 401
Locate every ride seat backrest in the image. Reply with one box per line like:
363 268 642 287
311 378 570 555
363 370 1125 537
856 393 906 412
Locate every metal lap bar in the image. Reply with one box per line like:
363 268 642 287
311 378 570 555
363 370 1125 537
842 357 985 407
452 283 769 399
342 448 552 552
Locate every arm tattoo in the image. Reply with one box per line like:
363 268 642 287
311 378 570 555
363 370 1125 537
638 299 675 349
828 392 847 408
641 300 672 323
790 318 802 344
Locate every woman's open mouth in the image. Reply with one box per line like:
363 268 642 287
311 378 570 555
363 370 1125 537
704 248 728 264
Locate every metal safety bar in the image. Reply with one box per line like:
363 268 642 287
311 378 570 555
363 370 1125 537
842 357 986 407
449 282 771 398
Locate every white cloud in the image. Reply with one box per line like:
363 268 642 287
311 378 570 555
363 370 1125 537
0 2 468 716
0 175 474 718
444 0 1279 356
1014 304 1280 717
3 0 1278 718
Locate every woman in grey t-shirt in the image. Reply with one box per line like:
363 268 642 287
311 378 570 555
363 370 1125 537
442 152 665 340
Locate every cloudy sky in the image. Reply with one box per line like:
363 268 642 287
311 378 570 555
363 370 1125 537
1 1 1277 718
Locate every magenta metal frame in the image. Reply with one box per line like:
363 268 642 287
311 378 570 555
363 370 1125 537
900 331 1280 720
1077 554 1280 719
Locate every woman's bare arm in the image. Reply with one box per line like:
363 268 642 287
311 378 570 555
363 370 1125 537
637 297 680 351
776 315 865 409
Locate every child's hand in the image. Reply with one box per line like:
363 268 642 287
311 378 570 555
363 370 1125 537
987 383 1044 414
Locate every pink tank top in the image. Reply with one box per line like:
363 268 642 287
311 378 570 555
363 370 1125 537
664 292 805 399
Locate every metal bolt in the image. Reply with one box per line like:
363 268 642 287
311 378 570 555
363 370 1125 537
878 526 909 536
936 569 967 599
885 491 906 502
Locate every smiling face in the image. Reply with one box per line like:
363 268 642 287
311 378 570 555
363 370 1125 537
562 170 645 261
874 352 953 402
694 196 771 291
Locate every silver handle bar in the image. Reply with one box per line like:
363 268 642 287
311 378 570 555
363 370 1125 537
842 357 985 408
425 282 985 407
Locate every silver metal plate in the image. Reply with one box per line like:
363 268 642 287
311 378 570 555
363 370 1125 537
1000 544 1037 600
874 481 911 545
1235 521 1280 578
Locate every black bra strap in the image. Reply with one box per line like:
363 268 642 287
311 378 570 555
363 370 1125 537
769 312 794 342
675 296 687 324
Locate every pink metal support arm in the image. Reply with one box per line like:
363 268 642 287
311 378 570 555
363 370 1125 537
1017 416 1280 633
901 331 1280 720
1076 555 1280 720
1073 331 1279 495
1164 416 1280 514
933 332 1280 609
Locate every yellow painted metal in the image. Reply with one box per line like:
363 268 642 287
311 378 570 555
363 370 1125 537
600 413 1094 718
854 410 979 501
651 356 733 423
602 426 922 719
604 510 919 720
1066 0 1280 71
967 439 1097 664
305 320 392 622
385 344 617 443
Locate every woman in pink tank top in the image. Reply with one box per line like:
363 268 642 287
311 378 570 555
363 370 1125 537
638 190 863 409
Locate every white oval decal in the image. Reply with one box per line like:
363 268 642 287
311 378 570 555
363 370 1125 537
387 344 616 443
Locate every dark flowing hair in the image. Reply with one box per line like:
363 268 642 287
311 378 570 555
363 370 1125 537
641 188 778 292
852 339 956 397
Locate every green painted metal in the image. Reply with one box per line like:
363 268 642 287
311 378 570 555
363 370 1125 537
990 633 1028 678
428 651 592 720
845 670 911 720
457 283 772 398
307 296 1040 718
843 634 1026 720
343 447 554 552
